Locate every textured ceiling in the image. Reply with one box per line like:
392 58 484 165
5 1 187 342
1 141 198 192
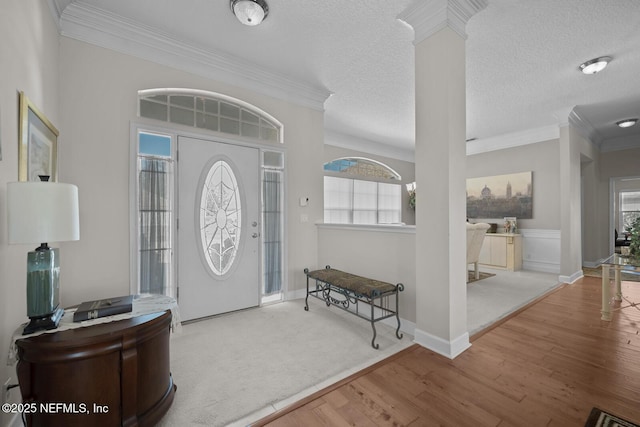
51 0 640 156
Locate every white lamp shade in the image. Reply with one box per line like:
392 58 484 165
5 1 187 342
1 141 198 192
8 182 80 244
233 0 267 26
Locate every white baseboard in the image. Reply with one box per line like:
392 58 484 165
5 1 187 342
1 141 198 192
413 328 471 359
559 270 584 284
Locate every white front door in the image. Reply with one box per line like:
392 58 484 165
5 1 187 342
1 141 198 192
177 136 260 321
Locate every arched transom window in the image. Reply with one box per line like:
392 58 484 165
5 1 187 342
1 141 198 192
138 88 282 143
323 157 401 180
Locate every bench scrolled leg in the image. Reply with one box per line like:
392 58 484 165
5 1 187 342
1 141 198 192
395 283 404 340
371 321 379 350
304 268 310 311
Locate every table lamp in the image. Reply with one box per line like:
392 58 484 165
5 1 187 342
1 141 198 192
7 178 79 335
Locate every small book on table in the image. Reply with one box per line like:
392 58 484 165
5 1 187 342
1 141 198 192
73 295 134 322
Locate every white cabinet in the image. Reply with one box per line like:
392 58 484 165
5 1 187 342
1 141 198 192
478 233 522 271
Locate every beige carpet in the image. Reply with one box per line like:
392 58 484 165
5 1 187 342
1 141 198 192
467 268 562 335
468 270 496 283
157 297 412 427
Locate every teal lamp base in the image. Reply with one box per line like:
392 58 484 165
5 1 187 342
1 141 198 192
22 245 63 335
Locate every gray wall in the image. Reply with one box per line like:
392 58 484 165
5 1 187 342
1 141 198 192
0 1 61 421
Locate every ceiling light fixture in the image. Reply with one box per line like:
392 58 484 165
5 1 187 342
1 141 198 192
231 0 268 26
579 56 611 74
616 118 638 128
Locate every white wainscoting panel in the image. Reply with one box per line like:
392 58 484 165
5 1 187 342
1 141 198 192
520 229 561 273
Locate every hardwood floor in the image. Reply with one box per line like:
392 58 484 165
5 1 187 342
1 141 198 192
254 277 640 426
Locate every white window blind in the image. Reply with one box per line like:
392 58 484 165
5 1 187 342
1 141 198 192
353 180 377 224
324 176 353 223
378 182 402 224
324 176 402 225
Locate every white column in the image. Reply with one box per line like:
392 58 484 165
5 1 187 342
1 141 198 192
559 125 584 283
399 0 487 359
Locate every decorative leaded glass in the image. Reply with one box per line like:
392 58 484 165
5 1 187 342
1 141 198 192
323 157 401 180
199 160 242 276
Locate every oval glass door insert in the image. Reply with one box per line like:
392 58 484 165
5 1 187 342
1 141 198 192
199 160 242 276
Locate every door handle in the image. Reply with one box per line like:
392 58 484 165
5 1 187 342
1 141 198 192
252 233 259 238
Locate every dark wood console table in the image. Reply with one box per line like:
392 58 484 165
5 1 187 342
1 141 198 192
15 310 176 427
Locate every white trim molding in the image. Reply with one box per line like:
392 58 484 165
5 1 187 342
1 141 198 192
559 270 584 284
316 223 416 235
57 2 331 111
398 0 488 44
520 229 561 274
414 328 471 359
466 125 560 155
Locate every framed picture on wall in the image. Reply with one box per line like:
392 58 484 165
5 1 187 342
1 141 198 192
466 171 533 219
18 91 59 181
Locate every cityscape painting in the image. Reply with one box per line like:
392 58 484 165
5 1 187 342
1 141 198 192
466 171 532 219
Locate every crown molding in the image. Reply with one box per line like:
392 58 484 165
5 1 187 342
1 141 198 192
48 0 72 30
398 0 488 44
568 109 640 152
58 2 331 111
568 108 603 148
466 124 560 155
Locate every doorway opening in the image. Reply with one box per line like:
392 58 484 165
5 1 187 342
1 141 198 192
132 89 285 312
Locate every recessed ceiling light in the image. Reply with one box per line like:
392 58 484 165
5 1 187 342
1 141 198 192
579 56 611 74
231 0 269 26
616 118 638 128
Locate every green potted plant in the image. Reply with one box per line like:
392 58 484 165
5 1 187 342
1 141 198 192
408 188 416 210
628 216 640 258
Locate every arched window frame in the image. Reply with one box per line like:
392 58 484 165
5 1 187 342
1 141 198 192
138 88 283 144
323 157 401 181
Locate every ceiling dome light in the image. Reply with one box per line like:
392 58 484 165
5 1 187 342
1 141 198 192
616 118 638 128
231 0 268 26
579 56 611 74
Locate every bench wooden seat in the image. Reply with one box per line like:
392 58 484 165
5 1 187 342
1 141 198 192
304 266 404 349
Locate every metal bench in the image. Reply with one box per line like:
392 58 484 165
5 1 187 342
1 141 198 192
304 266 404 349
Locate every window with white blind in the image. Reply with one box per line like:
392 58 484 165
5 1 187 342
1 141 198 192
324 176 353 223
378 182 402 224
620 191 640 231
323 176 402 225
